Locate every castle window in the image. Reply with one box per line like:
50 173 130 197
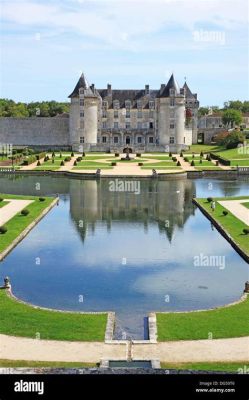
149 136 154 144
126 110 130 118
102 122 107 129
80 99 84 106
114 110 119 118
103 101 108 108
80 112 84 118
125 100 131 109
170 122 175 129
126 122 130 129
137 122 142 129
149 110 154 118
137 100 142 109
137 136 142 144
169 88 175 96
137 111 142 118
102 110 107 118
149 122 153 129
79 88 84 95
102 136 107 143
170 136 175 144
114 122 119 129
80 136 84 144
170 98 175 107
149 101 154 109
114 136 119 143
113 100 120 109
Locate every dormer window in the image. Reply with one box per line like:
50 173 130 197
137 100 142 109
149 101 154 109
103 101 108 109
113 100 120 109
170 98 175 107
79 88 84 95
125 100 131 109
169 88 175 97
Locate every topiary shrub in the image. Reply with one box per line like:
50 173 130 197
39 197 45 202
60 161 65 166
184 157 189 162
59 153 62 158
136 153 141 157
52 152 55 157
76 157 82 162
172 157 177 162
111 162 117 166
21 209 30 216
200 151 204 157
82 152 85 157
180 152 183 157
207 197 213 202
177 161 181 166
74 161 77 166
138 162 143 166
199 159 202 164
191 160 195 166
37 160 41 166
64 157 71 162
0 225 8 234
223 210 228 216
243 228 249 235
0 198 3 202
169 152 172 157
71 152 74 157
52 158 55 164
115 153 119 157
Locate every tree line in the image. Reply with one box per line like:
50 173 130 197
0 99 69 117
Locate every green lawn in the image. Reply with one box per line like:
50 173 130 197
0 194 55 254
0 289 107 341
188 144 223 154
230 159 249 166
242 202 249 209
215 146 249 160
196 197 249 257
0 201 8 208
157 295 249 341
160 362 249 373
0 359 97 368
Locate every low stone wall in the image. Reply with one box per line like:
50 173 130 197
0 117 69 147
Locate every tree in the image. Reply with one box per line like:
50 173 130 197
221 131 245 149
198 107 209 116
222 109 242 128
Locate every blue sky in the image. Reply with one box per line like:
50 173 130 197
0 0 248 106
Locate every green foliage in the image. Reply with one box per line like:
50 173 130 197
0 226 8 234
221 131 245 149
21 209 30 216
222 109 242 127
224 100 249 113
0 99 69 117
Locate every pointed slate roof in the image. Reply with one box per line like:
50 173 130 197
159 74 180 98
183 82 195 99
68 73 90 98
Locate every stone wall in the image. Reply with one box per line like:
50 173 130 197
0 117 70 147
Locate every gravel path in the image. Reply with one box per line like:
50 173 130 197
218 199 249 225
0 199 34 226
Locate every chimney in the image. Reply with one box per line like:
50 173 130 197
160 84 165 93
107 84 112 96
145 84 149 95
91 84 95 93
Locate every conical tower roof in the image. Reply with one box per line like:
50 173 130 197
159 74 180 97
68 73 90 98
183 82 195 99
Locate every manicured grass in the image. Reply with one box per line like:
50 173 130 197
0 289 107 341
0 359 97 368
196 197 249 257
188 144 223 154
160 362 249 373
157 295 249 341
194 166 222 170
242 202 249 209
215 146 249 160
230 159 249 166
0 201 8 208
141 166 182 170
0 194 54 254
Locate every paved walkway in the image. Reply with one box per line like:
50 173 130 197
0 199 34 226
59 156 78 171
20 158 45 170
0 334 248 363
218 199 249 225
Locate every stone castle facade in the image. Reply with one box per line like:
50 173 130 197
0 73 200 152
69 73 199 152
